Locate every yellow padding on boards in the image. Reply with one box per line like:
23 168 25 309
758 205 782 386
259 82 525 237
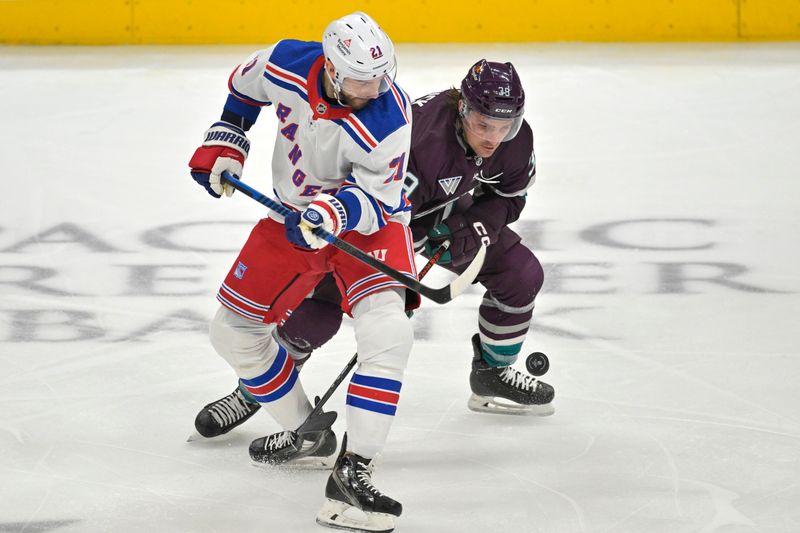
741 0 800 39
0 0 131 44
1 0 799 44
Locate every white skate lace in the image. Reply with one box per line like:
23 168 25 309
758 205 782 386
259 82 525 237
209 391 253 427
356 461 382 496
499 367 539 392
266 431 296 451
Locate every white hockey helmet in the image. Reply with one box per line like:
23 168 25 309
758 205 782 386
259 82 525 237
322 12 397 99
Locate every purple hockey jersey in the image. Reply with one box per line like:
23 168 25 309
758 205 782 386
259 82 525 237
405 91 536 251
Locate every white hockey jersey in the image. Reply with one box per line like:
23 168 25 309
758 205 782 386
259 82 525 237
223 39 413 235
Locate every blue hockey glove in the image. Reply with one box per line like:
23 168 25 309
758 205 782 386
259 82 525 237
285 194 347 249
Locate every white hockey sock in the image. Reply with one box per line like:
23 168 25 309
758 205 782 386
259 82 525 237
346 376 401 458
239 346 313 430
345 290 412 458
209 306 312 430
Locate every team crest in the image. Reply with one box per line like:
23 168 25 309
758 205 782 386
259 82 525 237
234 261 248 280
316 102 328 115
471 63 483 79
438 176 462 195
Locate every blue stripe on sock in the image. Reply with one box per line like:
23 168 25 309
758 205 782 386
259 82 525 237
346 395 397 416
351 373 402 393
240 346 288 387
249 368 299 403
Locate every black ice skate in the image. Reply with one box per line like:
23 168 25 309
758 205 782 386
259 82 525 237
468 334 555 416
192 385 261 438
249 426 338 467
316 434 401 533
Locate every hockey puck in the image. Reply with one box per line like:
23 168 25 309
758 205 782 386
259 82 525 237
525 352 550 376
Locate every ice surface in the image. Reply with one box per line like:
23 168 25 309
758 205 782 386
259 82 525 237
1 42 799 532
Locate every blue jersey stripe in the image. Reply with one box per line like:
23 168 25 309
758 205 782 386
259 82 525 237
364 192 388 228
336 187 363 231
221 283 271 311
216 294 264 322
347 280 406 306
224 94 263 123
349 83 409 143
268 39 322 76
395 85 409 109
264 72 309 102
229 85 270 107
334 119 373 153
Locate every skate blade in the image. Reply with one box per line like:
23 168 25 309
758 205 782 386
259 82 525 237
186 430 225 442
251 454 336 471
316 498 395 533
186 431 204 442
187 431 254 446
468 394 555 416
186 430 239 442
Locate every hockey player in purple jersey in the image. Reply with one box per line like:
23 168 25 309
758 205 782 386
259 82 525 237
261 60 555 416
403 59 554 415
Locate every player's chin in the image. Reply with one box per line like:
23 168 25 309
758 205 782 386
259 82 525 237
476 144 499 158
346 97 373 110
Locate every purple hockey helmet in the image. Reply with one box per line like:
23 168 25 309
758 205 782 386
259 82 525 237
460 60 525 143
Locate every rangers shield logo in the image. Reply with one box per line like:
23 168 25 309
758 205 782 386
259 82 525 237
234 261 248 280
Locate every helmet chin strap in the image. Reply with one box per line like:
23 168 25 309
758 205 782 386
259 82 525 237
324 67 347 107
454 117 474 156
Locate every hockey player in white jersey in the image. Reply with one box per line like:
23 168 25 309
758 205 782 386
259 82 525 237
188 12 415 532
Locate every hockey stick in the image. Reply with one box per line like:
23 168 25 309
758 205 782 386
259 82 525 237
221 171 485 304
296 242 449 435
